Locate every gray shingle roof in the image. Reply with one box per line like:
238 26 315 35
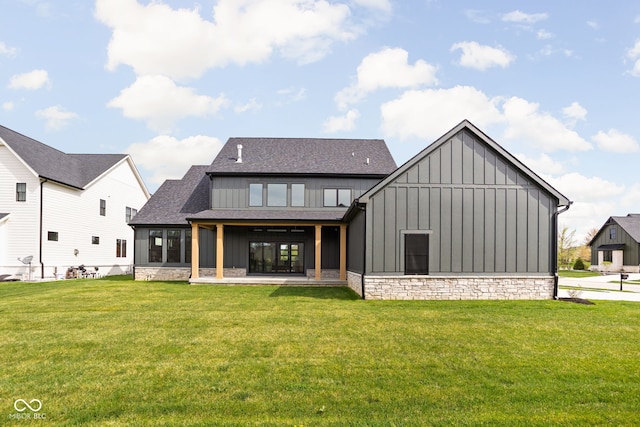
208 137 397 176
612 214 640 243
0 213 8 221
0 125 127 188
129 165 210 226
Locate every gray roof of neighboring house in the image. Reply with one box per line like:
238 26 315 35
129 165 210 226
0 125 127 189
0 213 8 221
610 214 640 243
208 137 397 176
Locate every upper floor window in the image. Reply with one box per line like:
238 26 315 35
126 207 138 222
267 184 287 207
291 184 305 207
92 236 100 245
324 188 351 207
249 183 263 206
16 183 26 202
609 227 617 240
48 231 58 242
100 199 106 216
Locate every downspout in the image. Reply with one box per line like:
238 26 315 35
553 201 573 299
357 203 366 300
39 179 46 279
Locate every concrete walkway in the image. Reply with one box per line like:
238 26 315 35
558 273 640 302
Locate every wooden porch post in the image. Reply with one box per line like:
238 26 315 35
339 224 347 281
191 223 199 279
216 223 224 279
315 225 322 280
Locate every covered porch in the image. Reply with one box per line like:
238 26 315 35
188 220 348 284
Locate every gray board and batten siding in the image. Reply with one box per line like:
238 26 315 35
358 121 571 277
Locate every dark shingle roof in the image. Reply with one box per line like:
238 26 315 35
208 137 397 176
612 214 640 243
0 125 127 188
129 165 210 225
0 213 8 221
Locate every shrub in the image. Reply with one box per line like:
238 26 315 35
573 258 586 270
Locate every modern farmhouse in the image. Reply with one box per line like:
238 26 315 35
588 214 640 272
130 120 571 300
0 125 150 280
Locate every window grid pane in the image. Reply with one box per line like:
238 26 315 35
167 230 182 263
291 184 305 207
249 184 263 206
149 230 163 263
267 184 287 207
323 189 337 207
337 189 351 207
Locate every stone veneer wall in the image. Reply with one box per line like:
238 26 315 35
306 269 341 279
363 275 555 300
134 267 245 281
347 271 363 297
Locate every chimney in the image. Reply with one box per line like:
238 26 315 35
236 144 243 163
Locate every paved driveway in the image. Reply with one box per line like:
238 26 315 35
558 273 640 302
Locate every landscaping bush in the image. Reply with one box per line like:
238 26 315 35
573 257 586 270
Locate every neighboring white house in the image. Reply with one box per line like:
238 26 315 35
0 125 150 280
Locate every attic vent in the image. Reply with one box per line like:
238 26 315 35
366 157 370 165
236 144 243 163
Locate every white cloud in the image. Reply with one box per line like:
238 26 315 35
8 69 50 90
95 0 357 80
587 20 599 30
502 97 592 152
627 40 640 76
323 109 360 132
502 10 548 24
0 41 17 57
2 101 14 111
335 47 438 110
352 0 391 12
464 9 491 24
562 101 587 122
35 105 78 131
107 75 229 132
592 129 639 153
235 98 262 113
515 153 565 175
450 41 515 70
536 29 553 40
380 86 503 140
126 135 223 186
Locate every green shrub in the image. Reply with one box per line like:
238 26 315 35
573 257 586 270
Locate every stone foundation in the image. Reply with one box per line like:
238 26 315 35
306 269 340 279
134 267 245 281
363 275 555 300
347 271 363 297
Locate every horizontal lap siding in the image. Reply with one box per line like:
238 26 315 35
367 130 555 275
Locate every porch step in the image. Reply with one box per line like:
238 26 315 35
190 276 347 286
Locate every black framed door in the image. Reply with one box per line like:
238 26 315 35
249 242 304 274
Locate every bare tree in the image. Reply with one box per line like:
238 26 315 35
558 225 576 269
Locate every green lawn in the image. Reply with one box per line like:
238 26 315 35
2 277 640 426
558 270 602 278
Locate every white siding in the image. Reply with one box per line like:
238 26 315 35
0 145 40 278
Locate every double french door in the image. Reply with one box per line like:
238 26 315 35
249 242 304 274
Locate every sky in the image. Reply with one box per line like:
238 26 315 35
1 0 640 243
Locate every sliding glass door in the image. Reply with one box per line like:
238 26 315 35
249 242 304 274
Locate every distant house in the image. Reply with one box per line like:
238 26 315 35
131 120 571 300
588 214 640 273
0 125 150 280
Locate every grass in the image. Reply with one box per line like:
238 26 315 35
558 270 602 278
2 277 640 426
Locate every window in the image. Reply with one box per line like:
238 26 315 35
149 230 163 263
603 250 613 263
16 183 26 202
116 239 127 258
185 230 192 263
405 233 429 275
92 236 100 245
100 199 106 216
126 207 138 222
47 231 58 242
291 184 305 207
323 188 351 207
249 183 263 206
609 227 617 240
267 183 287 207
167 230 182 263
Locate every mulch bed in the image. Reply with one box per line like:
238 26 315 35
558 297 595 305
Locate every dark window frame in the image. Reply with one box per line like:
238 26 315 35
92 236 100 245
47 231 59 242
404 232 429 275
609 227 617 240
16 183 26 202
100 199 106 216
149 230 163 263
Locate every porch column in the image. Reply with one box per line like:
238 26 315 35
315 225 322 280
191 223 199 279
216 223 224 279
339 224 347 281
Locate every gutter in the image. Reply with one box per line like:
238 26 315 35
552 201 573 299
357 202 366 300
